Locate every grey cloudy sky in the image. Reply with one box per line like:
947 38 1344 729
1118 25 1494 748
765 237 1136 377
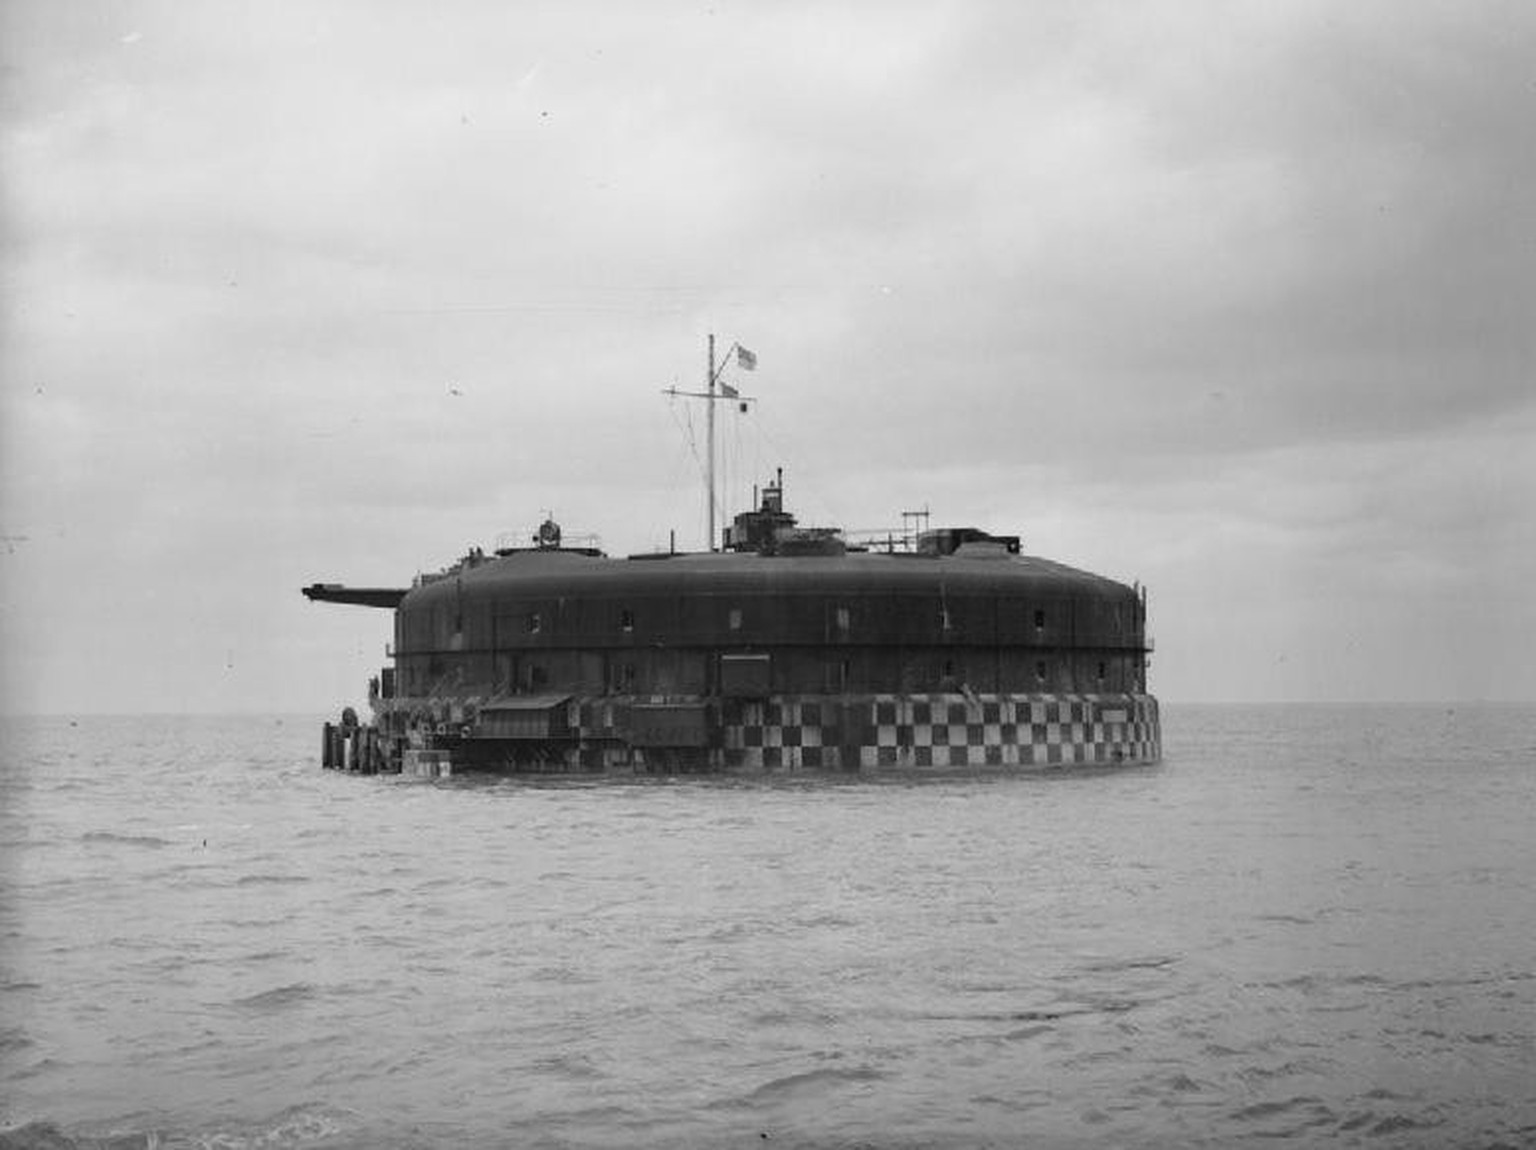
2 0 1533 713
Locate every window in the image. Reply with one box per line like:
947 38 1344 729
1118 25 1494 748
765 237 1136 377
1096 660 1106 681
526 611 542 634
721 653 770 697
619 608 634 633
1035 660 1047 683
835 606 851 632
824 659 849 692
728 607 742 631
1033 609 1046 630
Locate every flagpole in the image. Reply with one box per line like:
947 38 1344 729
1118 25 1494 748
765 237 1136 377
706 333 716 552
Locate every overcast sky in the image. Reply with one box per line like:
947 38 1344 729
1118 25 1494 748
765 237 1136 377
2 0 1533 714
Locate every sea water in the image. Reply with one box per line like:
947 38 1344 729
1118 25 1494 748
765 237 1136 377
1 705 1532 1149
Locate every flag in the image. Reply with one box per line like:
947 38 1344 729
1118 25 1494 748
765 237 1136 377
719 381 738 399
736 345 757 371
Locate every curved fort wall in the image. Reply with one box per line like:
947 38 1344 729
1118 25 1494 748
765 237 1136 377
342 547 1159 774
393 551 1147 699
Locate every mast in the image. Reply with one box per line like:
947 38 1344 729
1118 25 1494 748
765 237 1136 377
707 333 717 553
662 335 754 552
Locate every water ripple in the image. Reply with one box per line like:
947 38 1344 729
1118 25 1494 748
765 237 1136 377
3 707 1534 1147
229 984 316 1012
79 833 169 849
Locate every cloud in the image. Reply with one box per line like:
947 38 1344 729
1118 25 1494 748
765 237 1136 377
3 1 1534 710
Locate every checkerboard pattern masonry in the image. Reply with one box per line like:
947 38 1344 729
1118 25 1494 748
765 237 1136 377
718 693 1160 770
399 692 1158 771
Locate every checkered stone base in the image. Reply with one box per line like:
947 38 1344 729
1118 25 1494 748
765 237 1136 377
387 692 1159 772
717 693 1160 771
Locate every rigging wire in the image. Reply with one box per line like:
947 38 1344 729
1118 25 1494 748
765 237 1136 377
667 391 707 483
740 401 846 530
656 366 866 549
656 391 711 551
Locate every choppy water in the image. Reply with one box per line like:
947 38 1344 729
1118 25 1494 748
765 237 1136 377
1 705 1533 1149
